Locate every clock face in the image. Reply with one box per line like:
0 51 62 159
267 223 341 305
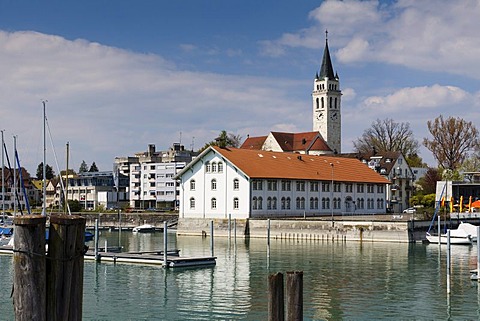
330 112 338 120
316 112 324 120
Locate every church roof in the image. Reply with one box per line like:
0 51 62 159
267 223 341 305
240 135 268 150
240 131 332 153
206 146 390 184
270 131 331 152
319 39 335 80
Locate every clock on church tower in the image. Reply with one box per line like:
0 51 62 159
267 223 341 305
312 31 342 154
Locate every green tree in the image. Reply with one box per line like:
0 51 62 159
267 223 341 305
79 160 88 173
198 130 242 152
89 162 99 172
405 153 427 168
68 200 82 212
36 162 54 180
423 115 480 170
353 118 419 156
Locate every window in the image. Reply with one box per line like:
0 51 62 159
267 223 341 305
257 197 263 210
252 197 257 210
286 197 291 210
367 198 374 209
218 162 223 173
190 180 195 191
253 180 263 191
345 183 353 193
211 198 217 209
211 179 217 191
310 197 319 210
211 162 217 172
310 182 319 192
206 162 211 172
322 182 330 192
281 180 291 191
357 198 364 209
296 197 305 210
272 197 277 210
267 197 272 210
316 97 319 109
281 197 286 210
357 184 364 193
190 197 195 209
296 181 305 191
377 185 384 193
322 197 330 209
234 197 239 209
267 180 277 191
334 182 341 192
377 198 384 209
233 178 239 190
334 197 341 209
367 184 374 193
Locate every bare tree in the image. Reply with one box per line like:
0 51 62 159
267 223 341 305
423 115 479 170
353 118 419 157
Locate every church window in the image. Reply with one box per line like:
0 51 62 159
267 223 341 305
211 198 217 209
190 197 195 209
335 97 337 108
211 179 217 191
321 97 324 108
329 97 333 108
316 98 319 109
234 197 239 210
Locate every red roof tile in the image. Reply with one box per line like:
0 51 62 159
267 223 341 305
212 146 390 184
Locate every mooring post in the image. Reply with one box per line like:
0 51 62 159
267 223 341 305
104 239 108 253
46 214 86 321
268 272 284 321
94 219 99 261
163 221 168 268
267 219 271 259
438 214 441 246
13 215 47 321
446 229 451 294
477 226 480 281
286 271 303 321
210 220 214 257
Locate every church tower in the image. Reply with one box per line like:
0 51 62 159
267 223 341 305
312 32 341 153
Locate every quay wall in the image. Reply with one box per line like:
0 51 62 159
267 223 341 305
177 218 429 243
72 212 178 229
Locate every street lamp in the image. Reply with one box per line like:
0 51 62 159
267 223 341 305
330 162 334 227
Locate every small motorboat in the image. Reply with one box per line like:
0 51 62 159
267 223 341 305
426 228 473 245
457 222 478 242
132 224 156 233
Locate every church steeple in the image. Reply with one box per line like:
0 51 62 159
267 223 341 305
318 30 335 80
312 30 342 153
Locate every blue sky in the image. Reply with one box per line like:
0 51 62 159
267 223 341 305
0 0 479 174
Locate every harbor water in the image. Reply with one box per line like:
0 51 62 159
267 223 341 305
1 230 480 320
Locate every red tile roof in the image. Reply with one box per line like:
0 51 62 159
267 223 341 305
240 136 268 149
240 131 332 153
212 146 390 184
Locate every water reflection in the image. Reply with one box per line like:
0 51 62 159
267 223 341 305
2 232 480 319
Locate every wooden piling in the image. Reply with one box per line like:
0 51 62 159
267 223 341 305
46 215 86 321
268 272 284 321
13 215 47 321
286 271 303 321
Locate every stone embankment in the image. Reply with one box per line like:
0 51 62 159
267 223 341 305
73 212 178 229
177 216 432 243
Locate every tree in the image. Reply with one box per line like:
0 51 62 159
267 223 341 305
198 130 242 152
405 153 427 168
416 167 442 195
79 160 88 173
353 118 419 157
423 115 480 170
36 162 54 180
89 162 99 172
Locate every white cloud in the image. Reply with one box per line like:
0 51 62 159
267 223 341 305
262 0 480 79
0 31 307 174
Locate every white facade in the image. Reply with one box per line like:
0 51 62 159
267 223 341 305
177 148 389 219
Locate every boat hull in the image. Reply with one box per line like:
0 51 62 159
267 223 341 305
426 233 472 245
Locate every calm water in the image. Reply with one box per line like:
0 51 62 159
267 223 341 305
1 230 480 320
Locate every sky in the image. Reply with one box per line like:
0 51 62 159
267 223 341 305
0 0 479 175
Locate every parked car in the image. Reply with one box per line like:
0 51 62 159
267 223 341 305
403 207 416 214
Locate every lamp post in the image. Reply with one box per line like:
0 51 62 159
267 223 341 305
330 162 334 227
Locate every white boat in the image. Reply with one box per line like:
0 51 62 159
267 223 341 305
132 224 156 233
457 222 478 242
426 228 473 245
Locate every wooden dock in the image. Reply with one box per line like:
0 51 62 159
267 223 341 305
84 249 216 268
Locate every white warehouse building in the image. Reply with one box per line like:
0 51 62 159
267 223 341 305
175 146 391 219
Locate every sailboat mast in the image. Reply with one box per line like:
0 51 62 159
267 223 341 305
65 142 69 214
13 135 16 217
42 101 47 216
1 130 4 224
